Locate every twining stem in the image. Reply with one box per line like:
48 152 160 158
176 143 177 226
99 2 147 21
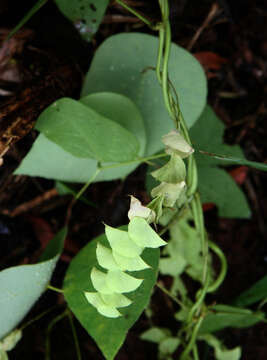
45 310 68 360
156 282 186 309
20 305 59 331
67 309 82 360
180 317 204 360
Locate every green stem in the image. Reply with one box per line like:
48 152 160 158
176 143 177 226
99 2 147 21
207 240 227 293
193 344 200 360
47 285 64 294
99 153 168 171
67 309 82 360
156 282 185 308
45 310 68 360
115 0 156 28
180 317 204 360
20 305 58 331
75 167 101 200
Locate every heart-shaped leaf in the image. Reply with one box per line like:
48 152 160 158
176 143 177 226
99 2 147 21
63 229 159 360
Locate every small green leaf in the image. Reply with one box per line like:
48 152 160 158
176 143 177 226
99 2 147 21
162 130 194 158
54 0 109 42
112 251 150 272
84 292 121 318
106 270 143 293
159 337 180 356
151 154 186 184
151 181 186 208
199 305 265 335
64 230 160 360
90 267 113 294
128 217 167 248
35 98 139 163
100 293 132 308
0 228 66 340
140 327 169 343
82 33 207 155
105 225 143 258
233 275 267 307
96 243 120 271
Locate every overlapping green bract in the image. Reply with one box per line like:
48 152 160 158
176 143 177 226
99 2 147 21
84 217 166 318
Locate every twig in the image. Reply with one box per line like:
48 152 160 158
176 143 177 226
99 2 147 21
187 3 219 51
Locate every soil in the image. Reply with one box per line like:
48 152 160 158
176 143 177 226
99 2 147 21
0 1 267 359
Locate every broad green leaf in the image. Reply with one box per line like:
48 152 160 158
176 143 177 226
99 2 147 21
140 327 170 343
16 93 146 183
54 0 109 42
233 275 267 307
198 166 250 218
199 304 265 335
81 32 207 155
0 228 66 340
63 230 160 360
35 97 139 163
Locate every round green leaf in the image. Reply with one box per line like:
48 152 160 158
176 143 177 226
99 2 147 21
63 230 160 360
81 32 207 155
16 93 146 183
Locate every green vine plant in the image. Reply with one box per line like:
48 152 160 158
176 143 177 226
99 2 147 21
1 1 267 360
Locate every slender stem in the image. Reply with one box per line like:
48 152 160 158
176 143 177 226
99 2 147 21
156 28 164 84
207 240 227 293
180 318 204 360
156 282 185 308
75 168 101 200
45 310 68 360
67 309 82 360
20 305 59 331
115 0 156 28
47 284 64 294
99 153 168 171
193 344 200 360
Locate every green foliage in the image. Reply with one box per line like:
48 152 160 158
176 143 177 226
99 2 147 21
190 106 251 218
199 304 265 335
16 93 146 182
159 215 204 281
0 228 66 340
35 97 139 162
63 229 160 360
233 275 267 307
146 106 250 218
141 327 180 359
54 0 109 41
81 32 207 155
